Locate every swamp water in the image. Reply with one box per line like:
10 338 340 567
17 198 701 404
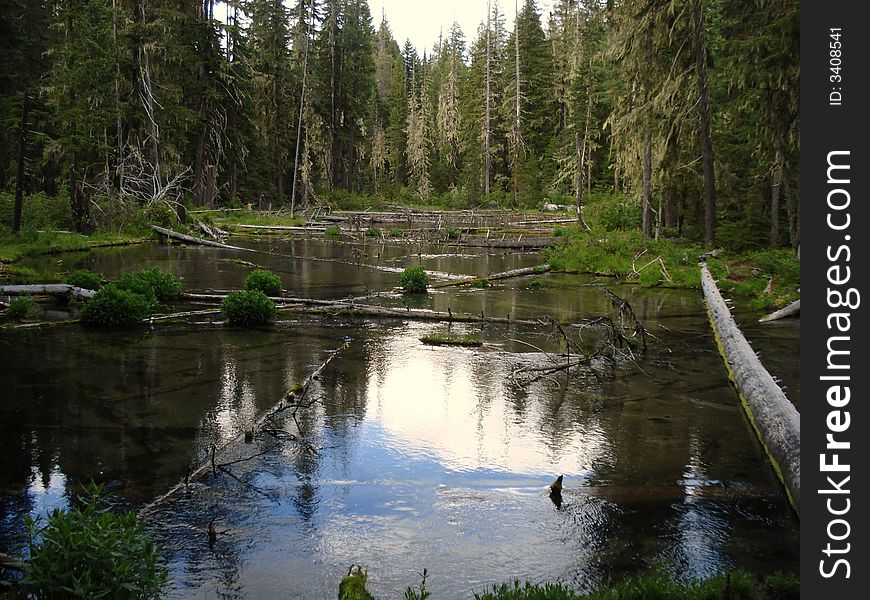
1 239 799 598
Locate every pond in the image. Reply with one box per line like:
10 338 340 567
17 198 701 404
1 239 799 598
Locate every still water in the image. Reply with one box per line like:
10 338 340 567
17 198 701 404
1 239 799 597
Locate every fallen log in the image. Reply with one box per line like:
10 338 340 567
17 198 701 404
759 299 800 323
0 284 96 300
181 292 543 326
226 224 327 232
433 264 552 288
151 225 251 251
700 263 800 515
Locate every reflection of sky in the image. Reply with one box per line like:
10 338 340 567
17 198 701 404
362 329 607 478
27 467 69 518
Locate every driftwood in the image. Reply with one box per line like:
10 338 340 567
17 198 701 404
152 225 251 250
181 292 542 326
701 263 800 514
139 342 350 517
759 299 800 323
226 224 327 233
433 264 551 288
0 284 96 301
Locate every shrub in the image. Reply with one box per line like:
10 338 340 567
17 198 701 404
444 226 461 240
400 266 429 293
142 200 177 228
388 227 406 238
365 227 382 238
221 290 276 326
6 295 41 321
469 277 491 288
117 267 182 302
325 225 342 237
244 269 283 296
79 284 155 327
64 269 103 290
18 482 167 599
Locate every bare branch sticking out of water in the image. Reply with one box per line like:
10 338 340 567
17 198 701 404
138 342 350 517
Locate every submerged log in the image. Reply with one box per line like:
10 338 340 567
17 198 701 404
0 284 96 300
759 299 800 323
700 263 800 514
139 342 350 517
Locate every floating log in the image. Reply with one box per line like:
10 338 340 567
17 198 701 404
226 224 327 232
433 264 552 288
0 283 96 300
759 299 800 323
700 263 800 514
181 292 544 326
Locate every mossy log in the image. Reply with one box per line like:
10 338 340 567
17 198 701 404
700 263 800 515
0 283 96 300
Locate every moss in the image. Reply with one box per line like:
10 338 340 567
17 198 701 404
365 227 382 238
420 334 482 347
325 225 342 237
469 277 492 288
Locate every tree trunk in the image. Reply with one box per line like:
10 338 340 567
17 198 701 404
693 0 716 246
12 94 30 233
770 156 782 246
574 133 591 230
291 0 313 218
641 136 653 237
484 0 492 197
783 163 798 249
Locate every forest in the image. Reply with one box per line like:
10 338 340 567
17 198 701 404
1 0 798 250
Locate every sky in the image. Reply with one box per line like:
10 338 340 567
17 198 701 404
369 0 555 55
215 1 557 56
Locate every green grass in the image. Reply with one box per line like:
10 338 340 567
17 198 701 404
473 570 798 600
420 334 483 347
0 230 146 263
543 228 799 310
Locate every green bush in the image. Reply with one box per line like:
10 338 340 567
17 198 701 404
18 482 167 599
79 284 155 327
325 225 342 237
400 266 429 293
117 267 182 302
388 227 406 238
469 277 491 288
244 269 283 296
444 227 461 240
221 290 276 326
365 227 382 238
143 200 177 228
6 295 41 321
0 190 73 232
64 269 103 290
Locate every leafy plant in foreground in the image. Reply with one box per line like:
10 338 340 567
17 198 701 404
18 482 167 599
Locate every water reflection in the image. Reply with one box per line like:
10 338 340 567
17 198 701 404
1 242 799 596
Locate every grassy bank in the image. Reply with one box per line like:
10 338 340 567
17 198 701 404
544 228 799 311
